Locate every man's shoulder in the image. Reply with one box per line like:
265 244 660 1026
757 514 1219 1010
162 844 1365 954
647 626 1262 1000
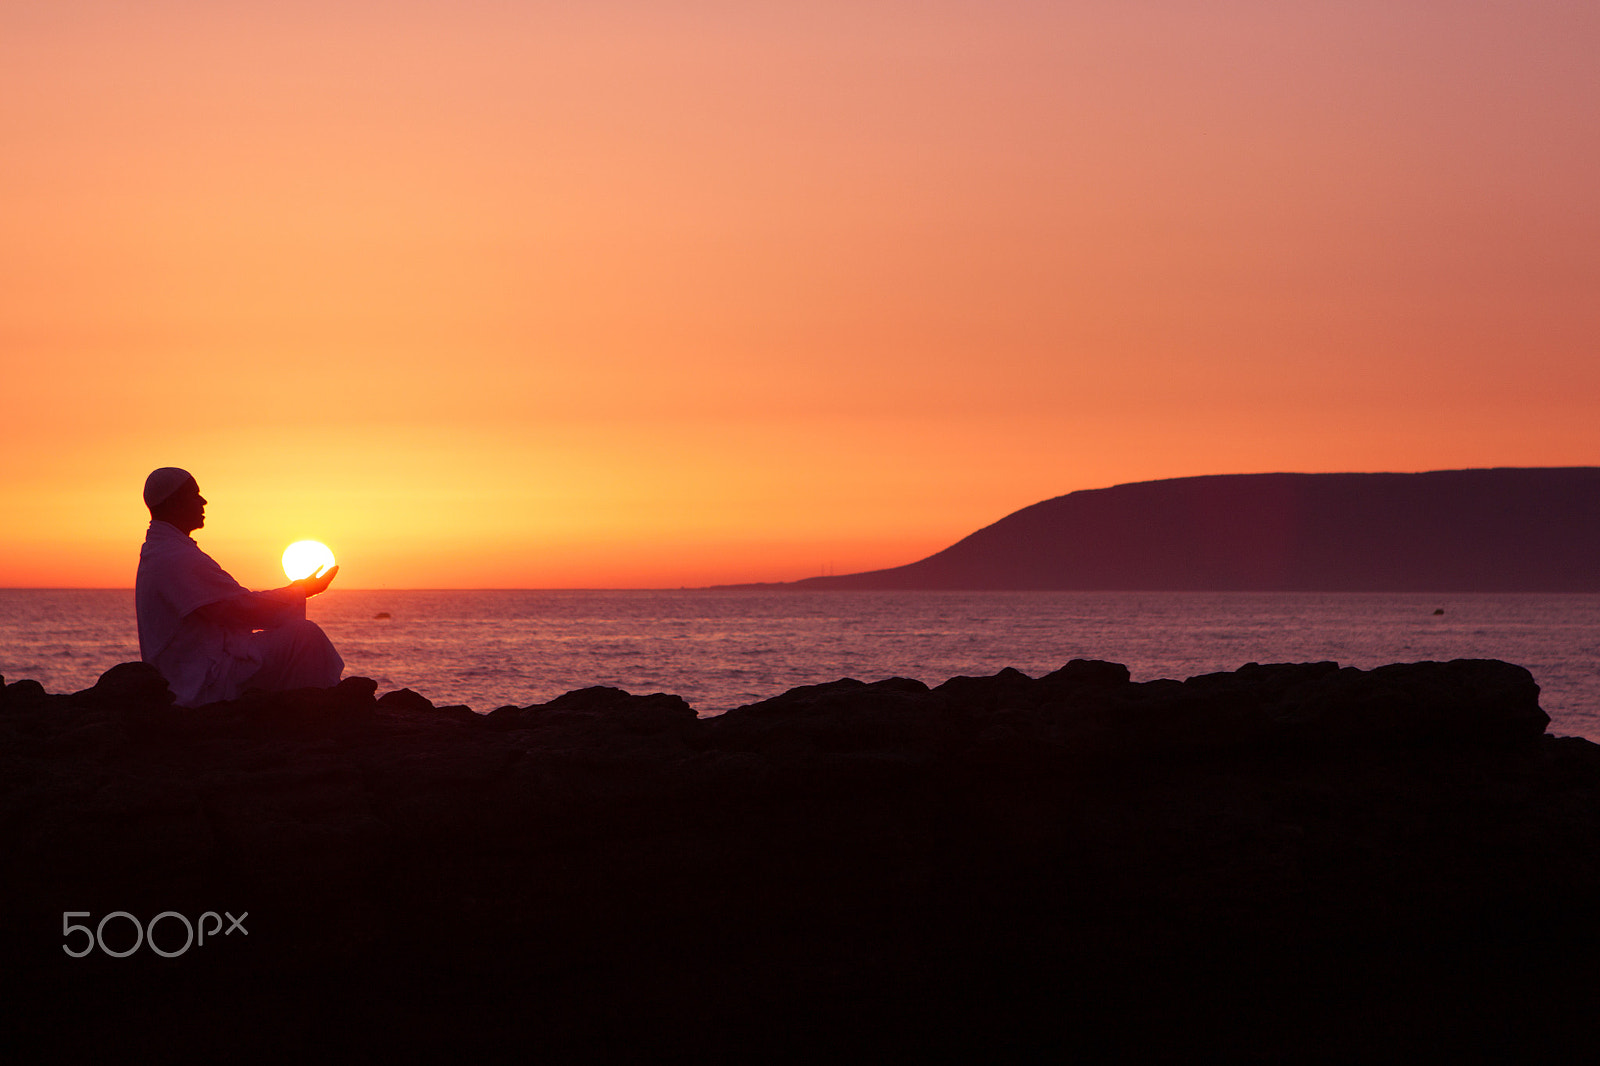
140 522 209 560
137 526 247 617
139 522 230 581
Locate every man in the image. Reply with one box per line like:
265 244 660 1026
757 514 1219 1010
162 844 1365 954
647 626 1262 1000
136 467 344 707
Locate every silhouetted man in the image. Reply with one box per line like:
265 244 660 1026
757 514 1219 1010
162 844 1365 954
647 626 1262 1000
136 467 343 707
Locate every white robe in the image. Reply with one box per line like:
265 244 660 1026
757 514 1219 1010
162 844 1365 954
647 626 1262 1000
135 521 338 706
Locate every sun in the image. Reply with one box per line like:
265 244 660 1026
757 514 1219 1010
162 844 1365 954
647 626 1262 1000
282 540 337 581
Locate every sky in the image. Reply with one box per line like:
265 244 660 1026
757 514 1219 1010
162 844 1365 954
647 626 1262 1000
3 0 1597 589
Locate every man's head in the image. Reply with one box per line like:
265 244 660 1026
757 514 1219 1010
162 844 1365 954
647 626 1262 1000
144 467 206 533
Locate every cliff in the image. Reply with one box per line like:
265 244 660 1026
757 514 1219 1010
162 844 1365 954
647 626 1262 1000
774 467 1600 591
4 661 1599 1062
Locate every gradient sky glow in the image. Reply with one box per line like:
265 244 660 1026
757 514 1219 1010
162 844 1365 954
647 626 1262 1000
4 1 1597 588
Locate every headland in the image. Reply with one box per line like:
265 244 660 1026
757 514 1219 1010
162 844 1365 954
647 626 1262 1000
727 467 1600 591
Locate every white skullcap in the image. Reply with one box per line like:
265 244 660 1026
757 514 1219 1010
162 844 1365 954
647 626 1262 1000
143 467 195 509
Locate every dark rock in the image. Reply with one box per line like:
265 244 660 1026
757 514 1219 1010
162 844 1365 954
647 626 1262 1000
2 677 49 707
75 660 174 709
376 687 435 713
1040 656 1132 690
373 686 478 724
1270 658 1548 747
486 685 697 742
333 675 380 703
2 659 1596 1063
704 676 942 756
931 665 1037 711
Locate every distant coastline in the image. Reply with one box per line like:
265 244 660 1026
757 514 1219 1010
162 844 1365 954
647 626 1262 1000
718 467 1600 592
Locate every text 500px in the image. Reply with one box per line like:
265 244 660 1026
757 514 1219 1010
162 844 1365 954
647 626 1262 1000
62 911 248 958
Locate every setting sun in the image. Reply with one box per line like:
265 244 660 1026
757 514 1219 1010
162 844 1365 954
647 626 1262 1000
282 540 336 582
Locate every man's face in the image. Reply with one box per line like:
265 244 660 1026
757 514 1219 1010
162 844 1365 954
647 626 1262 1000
165 479 207 533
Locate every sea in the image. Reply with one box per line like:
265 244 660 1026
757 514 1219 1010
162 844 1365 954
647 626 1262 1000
3 588 1597 741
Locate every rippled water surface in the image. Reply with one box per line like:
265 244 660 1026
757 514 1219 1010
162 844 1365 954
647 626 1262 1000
3 589 1597 740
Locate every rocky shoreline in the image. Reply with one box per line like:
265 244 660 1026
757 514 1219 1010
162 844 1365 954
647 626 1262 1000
5 658 1600 1061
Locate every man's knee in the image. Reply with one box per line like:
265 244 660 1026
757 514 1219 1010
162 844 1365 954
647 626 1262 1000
250 619 343 692
286 617 335 647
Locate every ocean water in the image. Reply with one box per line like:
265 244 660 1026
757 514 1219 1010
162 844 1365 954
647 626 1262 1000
3 588 1597 741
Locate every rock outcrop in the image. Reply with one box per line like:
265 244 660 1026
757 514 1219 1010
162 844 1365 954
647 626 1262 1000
4 660 1599 1062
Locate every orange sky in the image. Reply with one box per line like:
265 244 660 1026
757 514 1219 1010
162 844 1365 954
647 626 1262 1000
4 1 1597 589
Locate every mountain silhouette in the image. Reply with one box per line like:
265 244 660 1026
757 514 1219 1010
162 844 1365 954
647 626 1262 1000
773 468 1600 592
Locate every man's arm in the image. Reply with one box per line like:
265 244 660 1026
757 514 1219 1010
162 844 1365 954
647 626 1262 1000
194 566 339 629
